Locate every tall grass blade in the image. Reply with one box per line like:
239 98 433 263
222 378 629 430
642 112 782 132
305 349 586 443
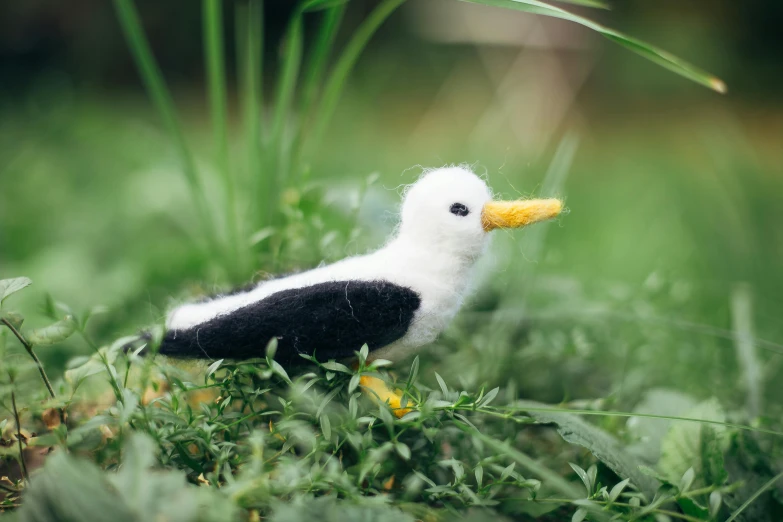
236 0 265 229
267 12 304 214
501 404 783 437
204 0 231 180
305 0 407 159
269 15 304 161
458 0 726 93
300 6 346 124
112 0 217 248
553 0 609 8
725 470 783 522
731 283 762 418
204 0 243 275
290 6 346 180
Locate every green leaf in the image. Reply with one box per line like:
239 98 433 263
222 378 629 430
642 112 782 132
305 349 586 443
679 467 695 493
26 316 77 346
626 388 698 462
569 463 592 496
479 387 500 407
65 343 122 385
320 413 332 440
0 310 24 329
205 358 224 381
396 442 411 461
270 359 292 384
320 361 351 373
458 0 725 93
358 343 369 363
407 355 420 386
709 491 722 518
608 478 630 502
266 337 278 359
678 497 709 519
516 400 659 498
572 508 587 522
348 373 360 394
0 277 32 304
434 372 448 395
500 462 516 481
659 398 730 485
118 389 139 425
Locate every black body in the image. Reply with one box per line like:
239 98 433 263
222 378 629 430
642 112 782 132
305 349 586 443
159 280 421 366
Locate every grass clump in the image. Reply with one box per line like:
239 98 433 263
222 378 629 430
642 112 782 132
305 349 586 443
2 277 783 521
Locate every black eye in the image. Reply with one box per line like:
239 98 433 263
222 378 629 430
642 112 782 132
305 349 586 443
449 202 470 217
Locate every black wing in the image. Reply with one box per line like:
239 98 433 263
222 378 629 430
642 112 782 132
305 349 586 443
159 280 421 366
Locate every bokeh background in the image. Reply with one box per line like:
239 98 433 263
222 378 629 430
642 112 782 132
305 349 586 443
1 0 781 416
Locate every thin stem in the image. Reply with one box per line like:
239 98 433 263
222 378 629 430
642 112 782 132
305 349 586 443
1 318 58 403
112 0 219 253
10 389 28 482
304 0 407 160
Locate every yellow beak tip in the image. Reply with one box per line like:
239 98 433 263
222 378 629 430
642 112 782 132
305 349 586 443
481 198 564 231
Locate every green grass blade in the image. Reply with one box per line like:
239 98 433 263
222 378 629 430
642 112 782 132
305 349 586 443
112 0 217 247
290 5 346 180
305 0 407 159
731 283 762 419
236 0 265 229
553 0 609 8
498 404 783 437
458 0 726 93
269 14 304 162
300 6 346 125
204 0 243 275
725 470 783 522
265 11 305 210
204 0 230 178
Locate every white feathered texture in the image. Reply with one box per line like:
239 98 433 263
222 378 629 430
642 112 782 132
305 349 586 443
167 166 494 361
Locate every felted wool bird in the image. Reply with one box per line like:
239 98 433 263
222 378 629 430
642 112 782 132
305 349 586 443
159 166 562 414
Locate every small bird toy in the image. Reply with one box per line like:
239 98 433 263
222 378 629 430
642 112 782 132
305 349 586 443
160 166 563 414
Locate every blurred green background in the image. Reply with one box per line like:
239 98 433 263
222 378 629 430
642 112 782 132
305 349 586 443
1 0 781 416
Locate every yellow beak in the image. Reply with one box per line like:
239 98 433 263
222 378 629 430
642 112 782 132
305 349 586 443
481 199 563 232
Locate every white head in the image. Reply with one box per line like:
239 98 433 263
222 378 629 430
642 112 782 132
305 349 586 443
396 166 563 263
